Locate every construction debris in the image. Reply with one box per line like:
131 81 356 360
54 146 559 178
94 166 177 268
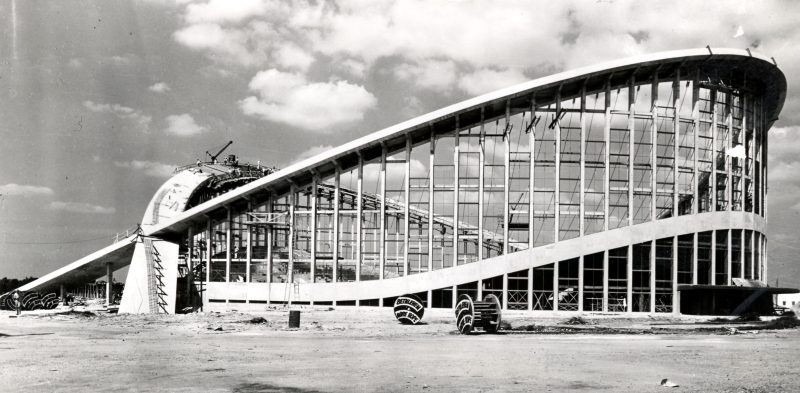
660 378 679 388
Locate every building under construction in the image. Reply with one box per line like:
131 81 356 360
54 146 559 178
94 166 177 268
11 48 796 315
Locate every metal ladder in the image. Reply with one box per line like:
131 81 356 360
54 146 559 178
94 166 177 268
144 238 168 313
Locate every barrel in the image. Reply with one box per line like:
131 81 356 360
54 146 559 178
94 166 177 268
288 310 301 328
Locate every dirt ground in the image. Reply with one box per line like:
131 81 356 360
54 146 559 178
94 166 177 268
0 307 798 392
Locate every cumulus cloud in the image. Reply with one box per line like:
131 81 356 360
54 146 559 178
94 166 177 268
240 69 377 131
394 59 458 92
273 43 315 71
457 67 529 96
0 184 54 197
173 23 271 67
83 100 152 128
185 0 268 24
114 160 176 178
293 144 335 164
163 114 207 136
48 201 115 214
148 82 171 93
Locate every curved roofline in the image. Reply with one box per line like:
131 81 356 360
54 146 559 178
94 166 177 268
148 47 786 237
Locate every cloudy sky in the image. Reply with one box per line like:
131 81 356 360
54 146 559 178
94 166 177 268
1 0 799 288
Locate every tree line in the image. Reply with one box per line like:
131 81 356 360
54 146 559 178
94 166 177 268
0 277 38 293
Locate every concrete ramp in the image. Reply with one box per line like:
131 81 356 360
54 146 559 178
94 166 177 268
17 236 137 294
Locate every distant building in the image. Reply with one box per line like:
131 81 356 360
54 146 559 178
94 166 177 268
16 48 796 315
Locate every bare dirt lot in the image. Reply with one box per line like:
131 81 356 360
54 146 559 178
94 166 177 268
0 307 798 392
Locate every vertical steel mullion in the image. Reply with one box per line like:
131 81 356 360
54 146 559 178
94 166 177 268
379 146 386 283
187 227 194 300
288 185 295 285
651 73 658 222
673 71 680 218
727 93 733 211
404 137 411 277
554 90 561 243
711 89 717 212
453 116 460 267
311 176 317 283
628 76 634 227
692 69 700 215
604 81 611 232
428 131 435 272
529 98 536 249
740 98 746 213
226 207 232 285
246 201 252 285
759 94 763 218
266 196 272 301
356 156 363 281
579 85 586 237
333 167 340 284
503 101 511 255
478 108 485 262
206 219 211 283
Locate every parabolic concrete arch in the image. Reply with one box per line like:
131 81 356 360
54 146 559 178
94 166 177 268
18 48 791 315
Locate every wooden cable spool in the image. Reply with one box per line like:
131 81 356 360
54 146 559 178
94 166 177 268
455 294 502 334
393 294 425 325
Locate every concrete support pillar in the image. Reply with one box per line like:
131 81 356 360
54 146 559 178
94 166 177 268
710 229 716 285
106 262 113 306
727 229 733 285
672 235 679 315
692 232 698 285
650 239 656 313
553 260 560 311
578 255 584 312
427 289 433 310
602 250 609 312
527 267 533 311
187 227 194 303
740 230 745 280
452 285 457 310
60 284 66 305
502 273 508 311
627 244 633 313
